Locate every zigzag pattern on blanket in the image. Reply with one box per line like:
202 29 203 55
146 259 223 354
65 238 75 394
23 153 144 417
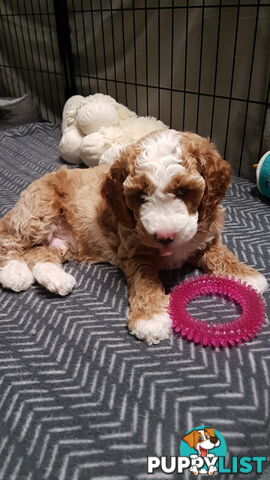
0 122 269 480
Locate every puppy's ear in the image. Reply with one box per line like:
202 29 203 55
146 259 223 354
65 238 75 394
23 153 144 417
205 427 216 438
101 147 138 228
182 430 196 448
196 138 231 223
182 133 231 224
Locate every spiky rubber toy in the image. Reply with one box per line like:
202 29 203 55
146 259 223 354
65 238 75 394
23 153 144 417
169 275 265 348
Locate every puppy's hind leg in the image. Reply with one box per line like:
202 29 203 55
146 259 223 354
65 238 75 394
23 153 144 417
25 246 76 296
0 168 72 294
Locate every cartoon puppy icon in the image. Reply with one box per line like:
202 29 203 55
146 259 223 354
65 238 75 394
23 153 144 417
182 428 220 475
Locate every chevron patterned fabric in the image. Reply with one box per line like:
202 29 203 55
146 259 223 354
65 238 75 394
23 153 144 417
0 122 269 480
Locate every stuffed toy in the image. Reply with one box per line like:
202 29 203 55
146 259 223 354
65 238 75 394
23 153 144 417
60 93 168 167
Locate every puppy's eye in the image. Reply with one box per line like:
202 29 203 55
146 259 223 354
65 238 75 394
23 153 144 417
198 437 203 441
136 191 146 204
175 187 187 198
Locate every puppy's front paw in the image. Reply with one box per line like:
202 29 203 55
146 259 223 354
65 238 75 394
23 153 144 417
240 272 268 294
32 262 76 296
128 311 171 345
0 260 34 292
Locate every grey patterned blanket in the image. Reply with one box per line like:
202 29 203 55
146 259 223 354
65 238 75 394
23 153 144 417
0 122 269 480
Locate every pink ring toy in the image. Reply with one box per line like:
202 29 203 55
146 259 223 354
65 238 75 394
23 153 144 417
169 275 265 348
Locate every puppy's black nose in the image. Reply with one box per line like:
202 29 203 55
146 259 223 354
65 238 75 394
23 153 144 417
211 436 219 444
154 235 174 246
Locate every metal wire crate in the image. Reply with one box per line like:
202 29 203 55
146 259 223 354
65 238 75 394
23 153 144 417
0 0 269 181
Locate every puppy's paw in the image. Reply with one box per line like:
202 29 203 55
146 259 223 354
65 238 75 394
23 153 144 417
128 311 171 345
189 464 199 475
240 272 268 294
79 132 109 166
0 260 34 292
32 262 76 296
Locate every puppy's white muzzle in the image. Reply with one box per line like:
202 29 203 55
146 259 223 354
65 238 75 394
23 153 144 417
140 196 199 247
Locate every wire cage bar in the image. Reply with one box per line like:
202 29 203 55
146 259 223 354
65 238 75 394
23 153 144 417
0 0 270 182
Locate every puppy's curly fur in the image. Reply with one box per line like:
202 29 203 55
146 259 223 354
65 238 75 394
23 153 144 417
0 130 267 344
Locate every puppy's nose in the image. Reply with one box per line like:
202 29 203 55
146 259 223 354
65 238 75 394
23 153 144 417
211 436 219 444
154 233 175 245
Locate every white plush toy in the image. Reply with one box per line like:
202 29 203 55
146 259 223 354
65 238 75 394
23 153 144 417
60 93 168 167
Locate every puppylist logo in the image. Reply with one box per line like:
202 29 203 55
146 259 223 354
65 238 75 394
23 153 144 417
147 426 267 475
180 426 225 475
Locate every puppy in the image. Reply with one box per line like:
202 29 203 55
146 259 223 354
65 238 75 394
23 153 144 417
182 427 220 457
0 130 267 344
182 427 220 475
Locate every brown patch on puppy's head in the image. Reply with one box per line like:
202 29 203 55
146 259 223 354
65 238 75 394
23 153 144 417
163 172 205 215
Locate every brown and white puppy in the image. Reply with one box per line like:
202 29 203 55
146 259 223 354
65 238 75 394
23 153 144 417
182 428 220 457
0 130 267 344
182 428 220 475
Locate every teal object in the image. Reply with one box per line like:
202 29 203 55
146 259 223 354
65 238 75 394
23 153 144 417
256 151 270 199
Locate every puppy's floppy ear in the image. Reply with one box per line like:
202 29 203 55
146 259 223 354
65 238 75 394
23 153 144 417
196 138 231 223
101 147 137 228
182 133 231 223
205 427 216 438
182 430 196 448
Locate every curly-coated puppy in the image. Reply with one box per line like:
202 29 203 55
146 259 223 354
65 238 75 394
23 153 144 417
0 130 267 344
